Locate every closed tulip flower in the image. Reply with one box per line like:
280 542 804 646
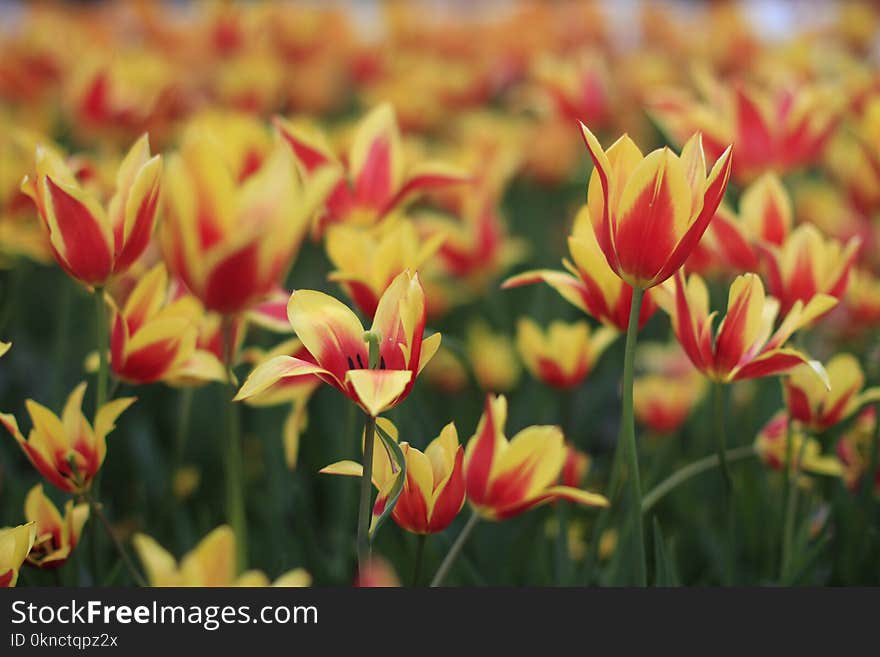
784 353 880 432
579 123 732 289
235 270 440 417
1 383 135 494
23 483 89 569
516 317 616 389
321 419 466 534
464 395 608 520
21 134 161 287
633 342 707 435
0 524 36 587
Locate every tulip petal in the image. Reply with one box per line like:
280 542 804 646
345 369 412 416
234 355 331 402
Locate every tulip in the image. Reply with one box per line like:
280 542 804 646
739 172 793 247
275 104 467 237
503 206 658 331
464 394 608 520
133 525 309 587
23 483 89 569
235 270 440 417
836 407 880 495
754 411 843 477
355 556 401 587
321 419 466 534
1 383 135 494
21 134 161 287
0 524 36 587
758 223 860 317
325 218 444 317
466 321 521 392
633 342 707 435
844 268 880 329
160 132 339 315
579 123 732 289
108 263 225 385
784 354 880 432
561 443 592 489
516 317 616 389
661 270 835 384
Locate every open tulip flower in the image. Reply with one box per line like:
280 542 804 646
758 223 860 317
23 483 89 569
234 270 440 417
161 132 339 315
0 524 36 587
20 134 161 287
754 411 843 477
516 317 616 389
1 383 135 494
133 525 310 587
464 394 609 520
784 354 880 432
321 419 466 534
661 270 836 384
503 206 658 331
325 218 445 317
578 122 732 289
275 103 467 237
108 263 226 385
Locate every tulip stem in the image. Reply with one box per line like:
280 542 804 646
641 446 756 514
84 492 147 587
93 288 109 413
780 429 810 582
356 413 377 573
412 534 427 587
619 285 647 586
222 317 247 570
430 510 480 587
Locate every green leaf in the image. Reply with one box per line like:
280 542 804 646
652 517 680 587
369 423 407 541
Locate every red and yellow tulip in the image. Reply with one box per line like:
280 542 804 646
234 270 440 417
579 123 732 289
21 134 161 287
467 321 521 393
23 483 89 569
1 383 135 494
634 342 707 435
503 206 658 331
275 104 466 237
754 411 843 477
836 407 880 495
516 317 616 389
321 419 466 534
464 394 608 520
844 268 880 329
160 132 338 314
133 525 310 587
784 353 880 432
0 523 36 588
561 443 592 489
661 270 835 384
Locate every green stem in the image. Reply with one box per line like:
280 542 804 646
430 510 480 587
94 288 109 413
555 502 571 585
356 413 377 573
84 492 146 587
619 285 646 586
641 446 756 514
780 430 809 582
713 383 732 491
222 317 247 570
412 534 427 587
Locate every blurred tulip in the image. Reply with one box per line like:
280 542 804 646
661 271 834 384
754 411 843 477
836 407 879 494
133 525 309 587
422 345 469 394
516 317 616 389
579 123 732 289
1 383 135 494
23 483 89 569
161 132 339 315
503 206 658 331
844 268 880 328
561 443 591 489
464 394 608 520
784 354 880 432
235 270 440 417
467 321 521 393
634 342 707 435
275 104 466 236
325 218 444 317
0 524 36 587
354 555 400 587
758 223 859 317
322 419 466 534
21 134 161 287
